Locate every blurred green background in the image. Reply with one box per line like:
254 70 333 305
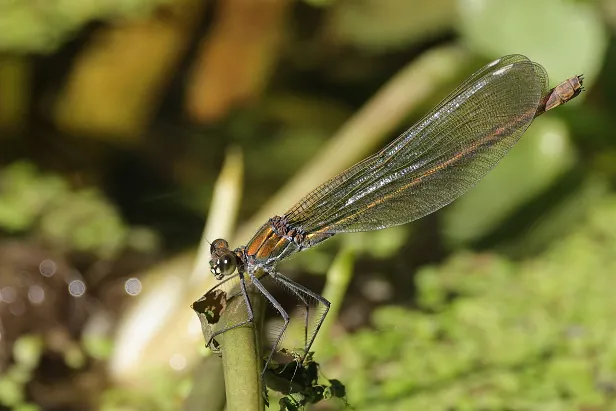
0 0 615 410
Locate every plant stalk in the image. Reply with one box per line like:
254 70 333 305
219 287 267 411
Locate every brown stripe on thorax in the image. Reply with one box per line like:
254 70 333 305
245 219 301 264
245 224 277 256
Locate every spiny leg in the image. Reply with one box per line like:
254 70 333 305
249 271 290 377
206 272 255 348
272 273 330 363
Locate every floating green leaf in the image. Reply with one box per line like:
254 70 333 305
458 0 607 87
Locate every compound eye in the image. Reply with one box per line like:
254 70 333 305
217 253 237 276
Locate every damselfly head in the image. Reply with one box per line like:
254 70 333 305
209 238 237 279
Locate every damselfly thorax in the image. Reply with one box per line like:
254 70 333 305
210 216 334 277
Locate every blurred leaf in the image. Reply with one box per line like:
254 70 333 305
14 404 41 411
458 0 607 88
186 0 290 122
12 335 43 371
603 0 616 30
64 345 87 369
54 0 203 141
442 117 576 247
0 0 173 53
0 161 69 232
500 175 608 256
594 149 616 179
328 0 456 51
40 188 129 259
0 375 23 407
0 161 157 258
82 336 114 361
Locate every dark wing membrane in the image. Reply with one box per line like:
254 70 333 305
284 55 549 234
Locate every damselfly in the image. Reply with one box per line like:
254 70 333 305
195 54 584 376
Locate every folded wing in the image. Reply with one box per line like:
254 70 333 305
284 55 549 234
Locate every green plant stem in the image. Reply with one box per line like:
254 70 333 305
312 245 356 354
219 287 267 411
